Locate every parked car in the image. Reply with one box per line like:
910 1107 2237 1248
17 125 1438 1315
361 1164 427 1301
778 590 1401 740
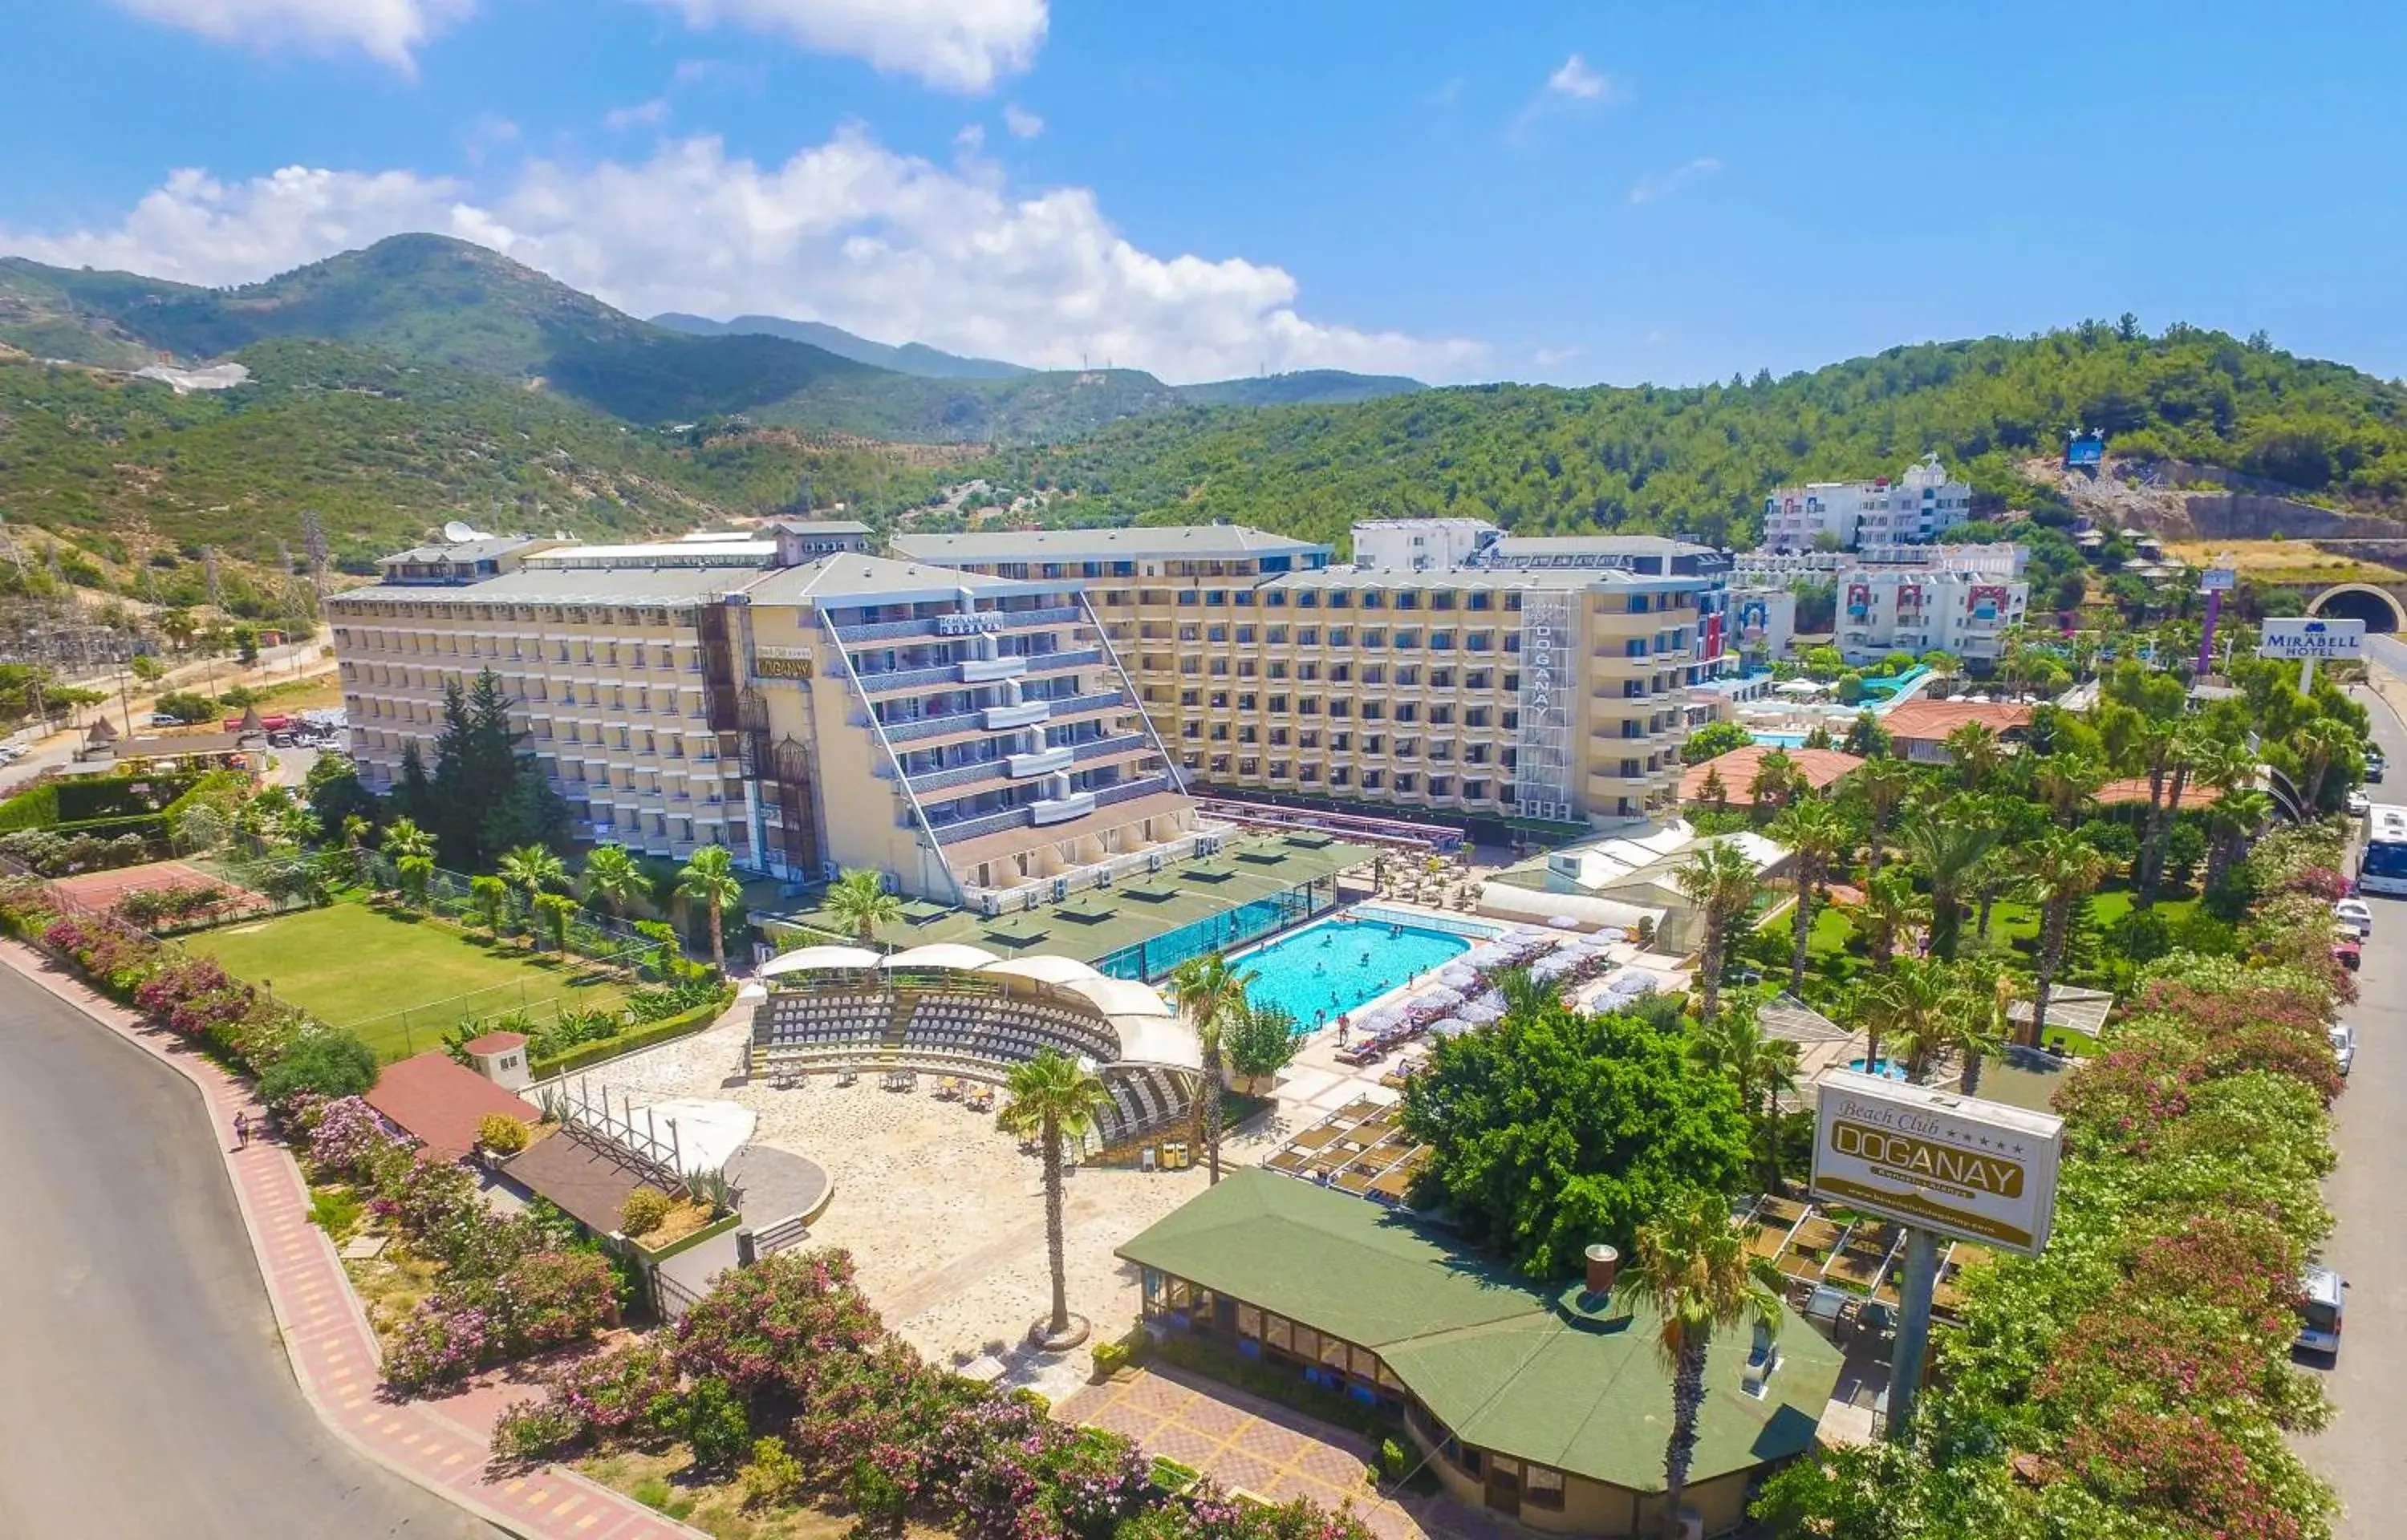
2369 753 2386 784
2345 789 2372 816
2332 938 2362 971
2328 1021 2356 1077
148 711 185 727
2295 1265 2346 1359
2335 898 2374 940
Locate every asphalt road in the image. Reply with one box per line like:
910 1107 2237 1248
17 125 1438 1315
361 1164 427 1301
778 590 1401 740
2301 646 2407 1538
0 967 493 1539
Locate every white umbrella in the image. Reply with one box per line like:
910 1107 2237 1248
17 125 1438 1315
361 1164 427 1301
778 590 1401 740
1416 986 1467 1010
1546 914 1581 930
1461 999 1504 1023
1427 1016 1474 1038
1439 965 1479 989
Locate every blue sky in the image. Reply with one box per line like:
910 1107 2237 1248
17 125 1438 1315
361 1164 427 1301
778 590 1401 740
6 1 2405 386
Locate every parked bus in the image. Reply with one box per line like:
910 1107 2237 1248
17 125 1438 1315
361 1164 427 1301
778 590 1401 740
2360 804 2407 897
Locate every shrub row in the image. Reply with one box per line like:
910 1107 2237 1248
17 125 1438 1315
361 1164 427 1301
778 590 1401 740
530 988 734 1079
496 1250 1376 1540
1757 829 2354 1540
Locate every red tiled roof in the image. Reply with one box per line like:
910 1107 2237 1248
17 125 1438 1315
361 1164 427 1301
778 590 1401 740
365 1052 542 1162
1881 700 2035 743
1678 745 1865 803
2095 776 2229 807
461 1031 527 1056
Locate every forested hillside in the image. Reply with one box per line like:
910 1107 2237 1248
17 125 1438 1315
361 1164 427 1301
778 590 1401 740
0 338 938 568
973 323 2407 549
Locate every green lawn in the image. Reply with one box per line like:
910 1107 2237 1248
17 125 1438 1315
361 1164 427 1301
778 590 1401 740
1793 887 2199 985
185 899 633 1061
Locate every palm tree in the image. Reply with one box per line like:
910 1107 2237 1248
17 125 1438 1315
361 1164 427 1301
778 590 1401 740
380 816 432 871
677 845 743 977
2136 720 2205 905
1698 764 1729 812
1674 841 1762 1024
2203 786 2273 891
1942 723 2003 791
2030 752 2105 830
1618 1189 1785 1540
1858 957 1958 1084
1687 1001 1801 1192
498 844 568 930
1492 962 1562 1021
1750 747 1806 814
533 890 578 952
469 873 508 937
1853 757 1913 873
2021 830 2110 1045
1856 866 1926 971
2292 717 2358 813
582 843 645 919
395 853 435 910
340 813 374 886
996 1049 1113 1343
1170 950 1256 1184
1900 810 1999 962
1967 847 2019 941
823 867 903 949
1767 797 1848 995
158 607 198 652
1919 963 2008 1095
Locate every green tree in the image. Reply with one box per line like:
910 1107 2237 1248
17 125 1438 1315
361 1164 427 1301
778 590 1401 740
1901 809 1999 962
2291 715 2357 813
1402 995 1752 1276
470 873 509 938
995 1048 1112 1340
2021 830 2111 1045
1221 995 1301 1084
532 890 578 953
1857 957 1962 1084
1942 722 2003 791
677 845 742 977
1674 841 1761 1023
1682 720 1751 764
1851 756 1912 874
1687 999 1801 1192
258 1031 380 1106
2029 751 2105 830
1841 710 1892 759
581 843 644 919
395 853 434 910
1750 747 1807 813
498 843 568 919
1169 950 1255 1184
822 867 902 948
1768 796 1848 995
379 815 432 865
1617 1189 1784 1540
129 652 164 685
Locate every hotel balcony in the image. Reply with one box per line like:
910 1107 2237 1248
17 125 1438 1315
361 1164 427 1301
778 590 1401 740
984 699 1053 731
1030 789 1098 825
1007 744 1076 778
958 655 1029 684
830 605 1081 645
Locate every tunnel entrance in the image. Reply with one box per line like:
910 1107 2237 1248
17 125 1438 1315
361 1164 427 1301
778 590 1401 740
2307 584 2405 634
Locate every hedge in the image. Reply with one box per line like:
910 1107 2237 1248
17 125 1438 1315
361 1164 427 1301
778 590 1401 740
530 987 735 1079
0 784 58 833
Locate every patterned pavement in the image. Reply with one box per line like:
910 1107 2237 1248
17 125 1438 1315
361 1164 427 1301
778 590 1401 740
1058 1366 1512 1540
2 941 704 1540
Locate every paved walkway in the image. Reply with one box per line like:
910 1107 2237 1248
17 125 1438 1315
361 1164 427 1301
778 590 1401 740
1059 1366 1511 1540
1 940 705 1540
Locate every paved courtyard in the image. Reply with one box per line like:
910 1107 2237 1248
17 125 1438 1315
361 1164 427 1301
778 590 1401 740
1059 1367 1514 1540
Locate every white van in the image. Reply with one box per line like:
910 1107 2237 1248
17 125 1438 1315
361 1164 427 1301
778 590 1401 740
2295 1266 2345 1359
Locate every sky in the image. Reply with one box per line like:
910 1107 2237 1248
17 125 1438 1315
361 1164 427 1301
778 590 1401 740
6 1 2406 387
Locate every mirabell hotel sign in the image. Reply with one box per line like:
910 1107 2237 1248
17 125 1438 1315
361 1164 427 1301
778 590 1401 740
1810 1070 2064 1257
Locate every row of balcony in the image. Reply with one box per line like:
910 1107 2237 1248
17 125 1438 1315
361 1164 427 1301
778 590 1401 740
903 732 1150 796
919 772 1176 845
828 605 1082 644
875 688 1128 744
852 646 1103 699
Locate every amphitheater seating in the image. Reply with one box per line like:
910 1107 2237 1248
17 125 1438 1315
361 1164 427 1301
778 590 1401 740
1090 1064 1191 1149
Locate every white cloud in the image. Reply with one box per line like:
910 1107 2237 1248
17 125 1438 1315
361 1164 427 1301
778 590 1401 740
104 0 469 71
1546 53 1609 100
1629 156 1722 204
652 0 1046 92
1001 103 1045 140
0 132 1484 385
605 99 671 132
955 122 987 152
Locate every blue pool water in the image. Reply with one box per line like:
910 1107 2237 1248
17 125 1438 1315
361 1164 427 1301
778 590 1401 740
1847 1056 1910 1081
1238 914 1471 1029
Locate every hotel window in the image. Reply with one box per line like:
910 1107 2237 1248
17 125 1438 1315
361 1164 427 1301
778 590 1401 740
1236 1305 1262 1339
1329 591 1354 610
1524 1466 1565 1510
1395 772 1416 794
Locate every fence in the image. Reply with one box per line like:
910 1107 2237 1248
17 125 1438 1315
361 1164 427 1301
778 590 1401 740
1091 872 1344 981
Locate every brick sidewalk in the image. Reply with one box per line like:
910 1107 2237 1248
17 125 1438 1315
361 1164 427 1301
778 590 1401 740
1 941 704 1540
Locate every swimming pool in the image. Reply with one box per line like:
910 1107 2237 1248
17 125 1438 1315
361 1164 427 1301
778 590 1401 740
1236 914 1471 1028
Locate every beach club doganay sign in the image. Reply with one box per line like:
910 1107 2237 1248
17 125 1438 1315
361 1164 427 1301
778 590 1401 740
1810 1070 2065 1257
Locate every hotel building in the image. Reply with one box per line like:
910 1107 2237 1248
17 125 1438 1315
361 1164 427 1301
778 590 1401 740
1728 543 2028 664
1760 452 1973 551
329 533 1198 906
891 521 1734 832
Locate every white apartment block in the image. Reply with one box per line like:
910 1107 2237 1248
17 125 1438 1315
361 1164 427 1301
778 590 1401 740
1727 544 2027 663
1761 453 1974 550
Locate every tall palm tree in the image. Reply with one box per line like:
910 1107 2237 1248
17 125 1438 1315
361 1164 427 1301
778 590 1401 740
677 845 743 977
1749 748 1806 814
1858 957 1958 1084
1687 1001 1801 1192
1855 867 1927 972
2021 830 2110 1045
1618 1189 1785 1540
1767 796 1848 994
823 867 903 949
340 813 374 886
395 853 435 910
1922 963 2009 1095
1942 723 2003 791
497 843 567 916
1853 757 1913 873
2292 717 2359 813
1674 841 1762 1024
1900 810 1999 962
532 890 578 953
2136 720 2206 905
582 843 645 919
2203 786 2273 891
2030 752 2105 831
380 816 432 868
996 1049 1113 1342
1169 950 1256 1184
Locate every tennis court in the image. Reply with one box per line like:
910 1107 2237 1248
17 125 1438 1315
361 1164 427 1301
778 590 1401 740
51 857 272 919
184 899 635 1060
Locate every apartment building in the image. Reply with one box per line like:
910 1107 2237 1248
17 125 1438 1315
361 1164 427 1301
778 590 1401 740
892 523 1732 830
329 537 1195 904
1727 543 2027 663
1761 452 1973 550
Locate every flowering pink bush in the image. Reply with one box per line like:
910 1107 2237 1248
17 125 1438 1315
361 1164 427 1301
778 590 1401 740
308 1096 385 1175
672 1250 889 1406
498 1250 618 1350
384 1301 495 1396
2064 1408 2307 1540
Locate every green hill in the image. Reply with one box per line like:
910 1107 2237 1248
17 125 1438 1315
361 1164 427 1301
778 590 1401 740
651 311 1033 380
971 325 2407 549
0 337 940 570
1175 370 1424 408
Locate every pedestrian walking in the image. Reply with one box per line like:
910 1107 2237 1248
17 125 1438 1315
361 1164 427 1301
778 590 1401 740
233 1110 250 1149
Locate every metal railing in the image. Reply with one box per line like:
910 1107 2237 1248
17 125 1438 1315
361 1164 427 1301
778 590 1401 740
830 605 1081 644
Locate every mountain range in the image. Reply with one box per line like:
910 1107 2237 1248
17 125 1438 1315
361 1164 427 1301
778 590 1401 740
0 233 1423 443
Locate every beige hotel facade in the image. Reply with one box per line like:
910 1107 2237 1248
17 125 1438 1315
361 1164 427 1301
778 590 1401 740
330 521 1730 904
